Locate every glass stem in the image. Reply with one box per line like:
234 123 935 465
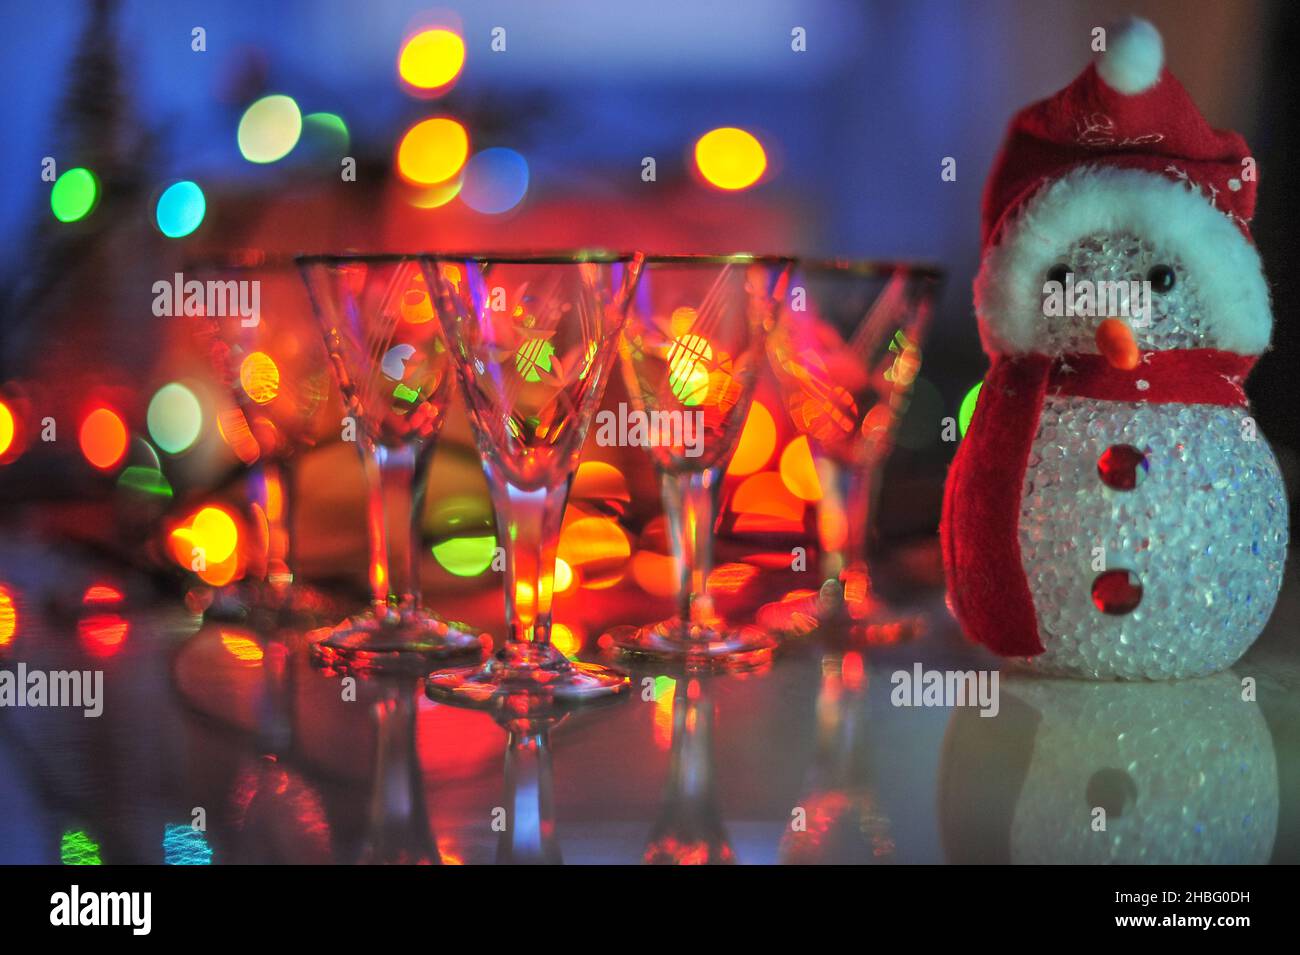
363 679 438 864
485 461 572 652
497 721 561 865
814 455 848 583
360 441 434 618
257 458 296 591
662 466 723 635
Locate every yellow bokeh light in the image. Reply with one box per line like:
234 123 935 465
239 351 280 404
237 94 303 164
408 174 464 209
551 623 581 657
398 29 466 91
191 506 239 563
0 401 14 457
554 558 575 593
667 334 713 406
221 631 264 664
694 127 767 191
0 586 16 646
397 117 469 185
726 401 776 476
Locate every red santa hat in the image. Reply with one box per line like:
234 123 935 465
973 17 1271 359
982 16 1256 252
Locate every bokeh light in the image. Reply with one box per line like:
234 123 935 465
217 406 261 464
83 584 124 606
398 28 466 91
779 435 822 501
50 167 99 222
237 94 303 163
79 613 128 658
554 557 575 594
958 381 982 437
396 117 469 185
731 471 804 522
190 506 239 563
220 631 264 664
694 127 767 191
156 181 206 238
667 334 713 407
0 586 16 647
147 382 203 454
459 148 529 214
407 174 464 209
558 515 632 589
239 352 280 404
726 400 776 476
79 406 128 470
432 534 496 576
301 111 350 153
0 400 14 458
515 337 556 382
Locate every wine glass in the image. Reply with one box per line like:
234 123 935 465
419 252 643 713
297 254 486 673
760 261 941 637
603 254 794 670
188 255 340 628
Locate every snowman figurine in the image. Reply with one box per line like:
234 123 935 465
942 17 1288 679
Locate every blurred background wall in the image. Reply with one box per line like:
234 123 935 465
0 0 1294 536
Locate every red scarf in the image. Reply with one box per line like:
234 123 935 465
941 348 1256 658
1048 349 1255 407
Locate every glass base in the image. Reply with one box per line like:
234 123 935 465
308 607 488 676
425 642 630 716
606 619 776 672
203 579 342 630
757 579 926 646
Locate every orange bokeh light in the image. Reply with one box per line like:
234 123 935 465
397 118 469 185
83 584 124 606
726 401 776 476
779 435 822 502
239 351 280 404
79 406 128 471
731 471 804 522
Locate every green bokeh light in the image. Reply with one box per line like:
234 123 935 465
302 111 350 153
958 381 982 438
50 167 99 222
431 534 496 577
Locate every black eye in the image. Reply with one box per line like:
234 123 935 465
1147 264 1175 293
1046 263 1070 285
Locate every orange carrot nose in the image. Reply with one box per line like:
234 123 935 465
1096 317 1140 370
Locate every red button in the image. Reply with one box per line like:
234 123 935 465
1097 444 1148 491
1091 570 1143 615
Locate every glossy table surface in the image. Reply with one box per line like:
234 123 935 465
1 521 1296 865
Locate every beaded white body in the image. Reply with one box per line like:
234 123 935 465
1019 396 1287 679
